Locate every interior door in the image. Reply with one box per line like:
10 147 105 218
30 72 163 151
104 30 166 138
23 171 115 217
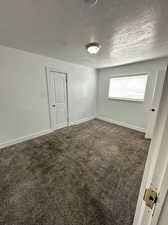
47 69 68 130
145 69 166 139
133 72 168 225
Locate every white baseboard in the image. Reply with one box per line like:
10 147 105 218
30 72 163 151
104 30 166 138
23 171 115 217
0 116 96 150
0 129 52 150
69 116 95 126
1 116 143 149
96 116 146 133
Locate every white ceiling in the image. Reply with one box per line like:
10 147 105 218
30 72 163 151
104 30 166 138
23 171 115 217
0 0 167 68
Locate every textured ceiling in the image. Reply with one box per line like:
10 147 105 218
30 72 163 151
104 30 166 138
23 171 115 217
0 0 167 68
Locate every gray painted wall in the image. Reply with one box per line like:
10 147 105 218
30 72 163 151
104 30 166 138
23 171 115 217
0 45 96 146
97 58 168 131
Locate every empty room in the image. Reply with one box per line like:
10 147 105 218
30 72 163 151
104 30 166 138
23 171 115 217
0 1 168 225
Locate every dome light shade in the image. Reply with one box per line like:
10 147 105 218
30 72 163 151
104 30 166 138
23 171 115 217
86 42 101 54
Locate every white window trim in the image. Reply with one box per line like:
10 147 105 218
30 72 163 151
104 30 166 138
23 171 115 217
108 97 144 102
108 73 148 102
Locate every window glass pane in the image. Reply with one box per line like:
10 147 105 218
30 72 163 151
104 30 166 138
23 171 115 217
108 75 148 101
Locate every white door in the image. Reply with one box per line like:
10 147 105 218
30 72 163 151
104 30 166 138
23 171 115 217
133 73 168 225
145 69 166 139
47 68 68 130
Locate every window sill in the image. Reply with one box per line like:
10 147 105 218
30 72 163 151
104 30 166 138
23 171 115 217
108 97 144 102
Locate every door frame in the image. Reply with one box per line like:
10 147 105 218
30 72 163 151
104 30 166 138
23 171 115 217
46 66 70 130
133 68 168 225
145 68 167 139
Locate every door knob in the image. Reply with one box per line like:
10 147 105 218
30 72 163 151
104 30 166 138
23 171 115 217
151 108 156 112
52 104 56 107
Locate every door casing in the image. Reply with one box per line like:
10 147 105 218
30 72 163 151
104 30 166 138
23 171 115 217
133 68 168 225
145 68 166 139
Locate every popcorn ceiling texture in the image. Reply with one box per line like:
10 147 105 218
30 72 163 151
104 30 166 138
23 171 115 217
0 119 150 225
0 0 168 67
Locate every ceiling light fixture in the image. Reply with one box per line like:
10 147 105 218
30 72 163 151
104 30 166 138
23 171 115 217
86 42 101 54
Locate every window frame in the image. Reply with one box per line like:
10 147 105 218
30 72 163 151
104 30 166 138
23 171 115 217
108 73 149 102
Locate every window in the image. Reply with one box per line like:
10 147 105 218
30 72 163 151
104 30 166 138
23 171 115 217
108 74 148 102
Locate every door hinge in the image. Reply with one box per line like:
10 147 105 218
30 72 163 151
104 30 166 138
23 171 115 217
143 188 158 209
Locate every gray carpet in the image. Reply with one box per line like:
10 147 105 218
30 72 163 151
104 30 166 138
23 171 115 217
0 119 150 225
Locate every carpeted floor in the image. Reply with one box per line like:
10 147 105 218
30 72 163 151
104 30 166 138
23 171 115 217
0 119 150 225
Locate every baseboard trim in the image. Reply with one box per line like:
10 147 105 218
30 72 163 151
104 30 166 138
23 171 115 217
0 129 52 150
0 116 145 149
0 116 96 150
69 116 95 126
96 116 146 133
